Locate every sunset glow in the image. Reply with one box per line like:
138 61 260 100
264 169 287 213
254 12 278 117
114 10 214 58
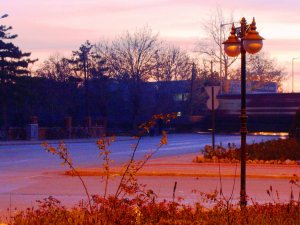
4 0 300 91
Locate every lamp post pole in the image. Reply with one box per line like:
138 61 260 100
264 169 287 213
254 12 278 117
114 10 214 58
239 18 247 207
219 24 223 94
292 57 300 93
223 17 264 207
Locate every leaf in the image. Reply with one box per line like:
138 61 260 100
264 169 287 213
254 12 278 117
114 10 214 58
160 131 168 145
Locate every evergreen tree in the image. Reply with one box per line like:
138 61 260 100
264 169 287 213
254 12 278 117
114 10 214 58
69 41 93 117
0 15 37 129
70 40 108 117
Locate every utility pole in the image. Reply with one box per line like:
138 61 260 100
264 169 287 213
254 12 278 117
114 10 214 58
189 63 196 115
292 57 300 93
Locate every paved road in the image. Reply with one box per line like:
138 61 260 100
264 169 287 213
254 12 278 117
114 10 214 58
0 133 278 173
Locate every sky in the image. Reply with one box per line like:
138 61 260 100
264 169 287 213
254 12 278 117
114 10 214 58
3 0 300 92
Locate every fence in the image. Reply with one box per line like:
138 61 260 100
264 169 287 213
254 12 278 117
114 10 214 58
0 116 107 141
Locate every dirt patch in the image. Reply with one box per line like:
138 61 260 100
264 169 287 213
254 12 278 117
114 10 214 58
65 153 300 179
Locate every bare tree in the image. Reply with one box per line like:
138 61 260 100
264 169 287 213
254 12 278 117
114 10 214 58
152 44 192 81
36 53 74 82
107 27 159 129
197 8 237 92
109 27 159 81
231 52 286 91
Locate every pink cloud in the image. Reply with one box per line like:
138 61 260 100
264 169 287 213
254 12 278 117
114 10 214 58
3 0 300 75
264 39 300 52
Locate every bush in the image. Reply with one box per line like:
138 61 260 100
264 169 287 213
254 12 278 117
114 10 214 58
202 144 239 160
246 138 300 161
196 138 300 163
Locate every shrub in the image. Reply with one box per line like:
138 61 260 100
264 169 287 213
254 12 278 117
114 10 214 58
196 138 300 163
246 138 300 161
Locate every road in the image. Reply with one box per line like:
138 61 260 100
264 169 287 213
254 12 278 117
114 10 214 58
0 133 279 172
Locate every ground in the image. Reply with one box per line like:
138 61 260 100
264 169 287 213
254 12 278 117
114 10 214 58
0 133 298 221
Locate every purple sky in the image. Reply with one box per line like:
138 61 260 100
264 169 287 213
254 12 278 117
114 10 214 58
3 0 300 91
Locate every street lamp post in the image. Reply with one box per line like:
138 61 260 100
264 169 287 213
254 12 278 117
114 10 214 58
292 57 300 93
223 17 264 207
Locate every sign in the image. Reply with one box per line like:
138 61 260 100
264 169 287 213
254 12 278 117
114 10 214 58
205 86 220 110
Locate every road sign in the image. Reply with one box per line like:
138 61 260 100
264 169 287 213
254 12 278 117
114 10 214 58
205 86 220 110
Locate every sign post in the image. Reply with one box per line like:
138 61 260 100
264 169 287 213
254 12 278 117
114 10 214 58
205 86 220 150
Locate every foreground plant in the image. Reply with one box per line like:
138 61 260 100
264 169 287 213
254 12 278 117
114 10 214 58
41 142 93 212
96 135 116 198
10 194 300 225
36 114 175 220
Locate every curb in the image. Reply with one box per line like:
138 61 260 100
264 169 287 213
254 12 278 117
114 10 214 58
0 136 133 146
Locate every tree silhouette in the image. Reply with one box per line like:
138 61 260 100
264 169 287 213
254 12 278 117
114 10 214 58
109 27 159 129
36 54 75 82
69 40 109 118
69 40 93 117
0 15 37 128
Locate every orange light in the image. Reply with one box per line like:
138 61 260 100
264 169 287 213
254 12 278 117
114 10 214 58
243 18 264 54
223 23 241 57
224 43 240 57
